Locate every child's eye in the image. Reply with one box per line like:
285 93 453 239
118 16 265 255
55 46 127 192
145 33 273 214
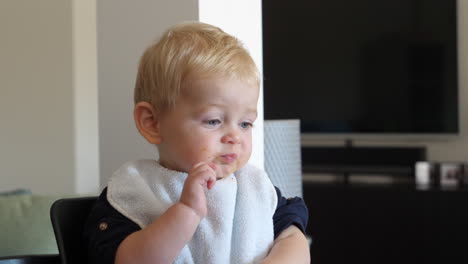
205 119 221 126
240 122 253 129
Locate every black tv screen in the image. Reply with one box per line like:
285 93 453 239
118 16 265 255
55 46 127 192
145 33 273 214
263 0 458 135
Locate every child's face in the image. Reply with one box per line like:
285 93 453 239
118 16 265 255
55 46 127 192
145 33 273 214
157 76 259 179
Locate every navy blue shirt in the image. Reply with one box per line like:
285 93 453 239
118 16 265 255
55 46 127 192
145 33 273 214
83 186 308 264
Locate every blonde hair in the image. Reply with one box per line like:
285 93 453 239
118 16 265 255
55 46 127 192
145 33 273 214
134 22 260 112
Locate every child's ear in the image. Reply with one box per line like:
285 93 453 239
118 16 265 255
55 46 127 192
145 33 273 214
134 102 162 144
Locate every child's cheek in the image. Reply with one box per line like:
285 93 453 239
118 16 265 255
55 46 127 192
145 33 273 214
199 146 214 162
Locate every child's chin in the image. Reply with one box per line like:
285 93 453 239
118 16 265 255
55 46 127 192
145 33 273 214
216 166 237 180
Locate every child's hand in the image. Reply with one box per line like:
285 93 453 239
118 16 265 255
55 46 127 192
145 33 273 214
179 162 217 219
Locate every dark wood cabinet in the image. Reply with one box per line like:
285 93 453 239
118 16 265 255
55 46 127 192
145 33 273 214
304 183 468 264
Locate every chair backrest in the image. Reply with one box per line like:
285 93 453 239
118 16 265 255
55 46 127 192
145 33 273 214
50 197 97 264
264 119 303 198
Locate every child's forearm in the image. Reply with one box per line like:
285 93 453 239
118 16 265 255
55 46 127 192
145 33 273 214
114 202 201 264
261 226 310 264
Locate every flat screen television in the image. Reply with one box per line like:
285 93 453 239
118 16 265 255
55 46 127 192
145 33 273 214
262 0 459 140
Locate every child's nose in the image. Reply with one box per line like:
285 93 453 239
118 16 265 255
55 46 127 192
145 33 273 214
221 133 240 144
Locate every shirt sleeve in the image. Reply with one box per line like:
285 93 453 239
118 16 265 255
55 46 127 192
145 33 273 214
83 188 140 264
272 186 309 239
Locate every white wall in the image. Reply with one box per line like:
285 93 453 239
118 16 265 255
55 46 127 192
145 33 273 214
0 0 75 194
72 0 99 194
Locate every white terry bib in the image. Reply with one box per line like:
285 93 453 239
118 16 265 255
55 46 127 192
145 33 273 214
107 160 278 264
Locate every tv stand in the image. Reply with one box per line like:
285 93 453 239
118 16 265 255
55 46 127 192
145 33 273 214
344 138 354 148
301 145 427 183
342 139 355 183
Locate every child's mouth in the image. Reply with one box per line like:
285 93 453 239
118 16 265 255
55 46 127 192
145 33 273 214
213 154 240 179
219 153 237 164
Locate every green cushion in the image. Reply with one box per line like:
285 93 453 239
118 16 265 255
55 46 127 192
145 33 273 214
0 189 32 196
0 193 64 257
